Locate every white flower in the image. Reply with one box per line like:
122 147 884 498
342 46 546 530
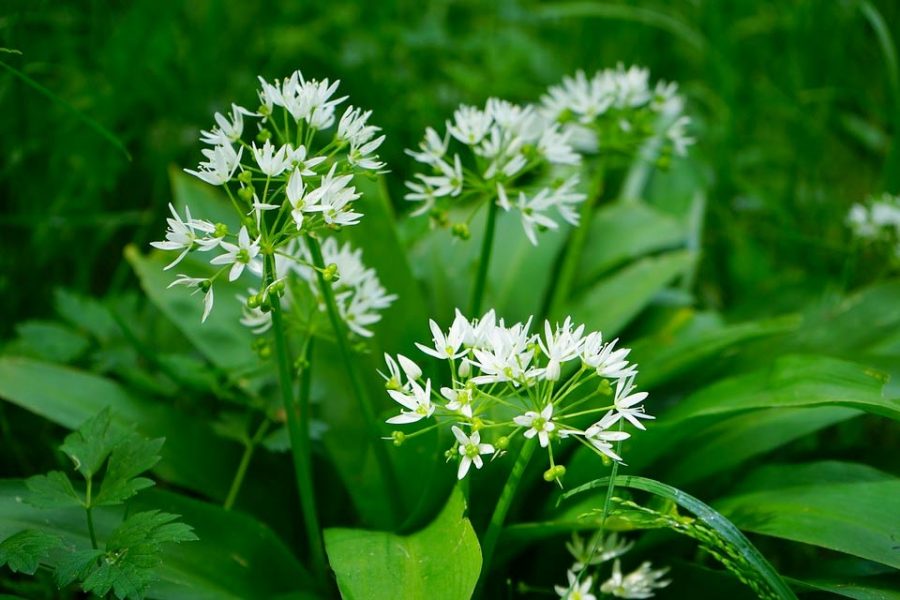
416 316 468 360
200 103 251 146
566 532 634 570
168 275 215 322
452 426 494 479
580 333 635 379
386 379 434 424
538 317 586 381
549 175 588 227
289 145 326 176
447 105 492 146
441 386 474 418
286 168 310 229
275 71 346 127
210 226 263 281
612 64 652 109
610 375 653 430
185 143 243 186
406 127 449 165
600 560 670 599
537 124 580 165
516 189 561 246
404 178 439 216
252 139 291 177
339 106 386 170
555 570 596 600
247 192 280 228
469 319 535 385
584 411 630 462
419 154 464 198
666 115 694 156
381 353 422 390
150 203 217 269
542 70 614 123
304 164 362 227
514 404 555 447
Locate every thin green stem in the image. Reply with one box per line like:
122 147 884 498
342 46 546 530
305 234 404 522
223 418 271 511
85 476 98 551
265 254 326 581
542 162 606 321
476 437 536 596
470 199 499 315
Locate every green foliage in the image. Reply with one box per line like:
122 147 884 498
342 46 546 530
0 530 60 575
324 487 482 600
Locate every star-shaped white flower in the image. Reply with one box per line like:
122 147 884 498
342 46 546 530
554 570 596 600
584 411 630 462
610 375 653 430
386 379 433 424
514 404 555 447
416 317 468 360
441 386 474 418
452 426 495 479
209 226 262 281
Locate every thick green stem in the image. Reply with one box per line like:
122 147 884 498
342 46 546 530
543 163 606 321
470 199 499 315
305 234 404 521
477 437 536 596
265 254 326 580
223 419 271 511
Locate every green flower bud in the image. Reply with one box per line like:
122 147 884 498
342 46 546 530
256 128 272 142
543 467 557 482
323 263 339 282
451 223 470 240
471 417 484 432
237 170 253 185
495 436 510 451
214 223 229 238
391 431 406 447
198 279 212 293
598 379 612 396
273 280 286 295
246 294 261 309
238 186 255 202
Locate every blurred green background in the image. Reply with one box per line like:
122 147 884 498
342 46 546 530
1 0 898 335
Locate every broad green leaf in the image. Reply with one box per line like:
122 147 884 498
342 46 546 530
665 406 862 485
0 530 61 575
560 475 797 600
53 287 119 341
789 576 900 600
125 246 259 379
324 487 481 600
664 355 897 422
11 320 90 363
24 471 81 509
565 250 695 336
715 462 900 569
575 200 686 286
0 357 240 501
0 480 311 599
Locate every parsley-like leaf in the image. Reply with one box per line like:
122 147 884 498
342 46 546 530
25 471 82 509
60 407 123 478
0 530 62 575
55 548 103 587
94 434 163 507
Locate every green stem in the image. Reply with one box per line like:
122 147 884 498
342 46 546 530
470 199 499 315
305 234 404 522
85 477 98 550
223 418 271 511
265 254 326 580
477 437 536 596
543 162 605 321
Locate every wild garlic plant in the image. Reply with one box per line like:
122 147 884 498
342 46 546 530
553 532 670 600
151 69 399 583
382 309 654 580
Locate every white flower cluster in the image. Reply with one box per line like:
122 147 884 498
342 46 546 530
152 70 394 334
382 310 653 481
237 237 395 338
541 64 694 159
847 192 900 258
555 533 670 600
405 98 586 245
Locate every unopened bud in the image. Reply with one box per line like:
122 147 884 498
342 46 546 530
214 223 229 238
495 436 510 451
238 186 255 202
391 431 406 447
451 223 470 240
471 417 484 432
198 279 212 293
246 294 261 309
323 263 339 282
237 170 253 184
256 129 272 142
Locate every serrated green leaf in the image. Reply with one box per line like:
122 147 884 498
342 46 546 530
24 471 81 509
55 548 103 587
108 511 198 550
0 530 61 575
94 435 164 507
60 407 121 478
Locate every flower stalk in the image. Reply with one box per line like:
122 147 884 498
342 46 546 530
223 418 271 511
305 234 404 521
265 253 326 581
470 198 499 315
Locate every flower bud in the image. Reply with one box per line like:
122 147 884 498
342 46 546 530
237 170 253 184
391 431 406 447
323 263 339 282
214 223 229 238
543 467 556 482
198 279 212 293
471 417 484 432
598 379 612 396
256 128 272 142
238 186 255 202
246 294 261 309
495 436 509 451
451 223 470 240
